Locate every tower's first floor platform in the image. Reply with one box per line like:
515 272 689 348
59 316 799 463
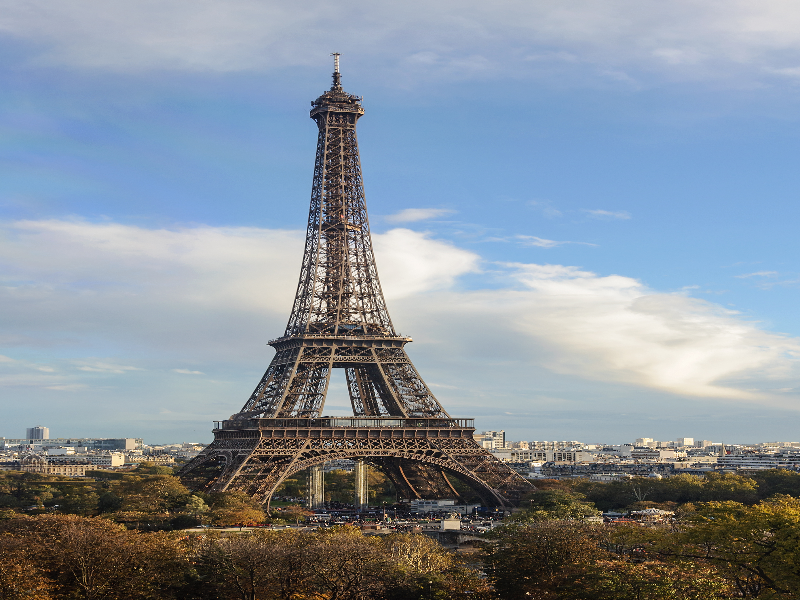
178 416 534 509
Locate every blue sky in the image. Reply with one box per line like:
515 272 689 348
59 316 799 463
2 0 800 444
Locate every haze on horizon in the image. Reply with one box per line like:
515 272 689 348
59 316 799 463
2 0 800 445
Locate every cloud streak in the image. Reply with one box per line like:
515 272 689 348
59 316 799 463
384 208 456 224
584 209 632 220
736 271 778 278
2 1 800 89
513 235 596 249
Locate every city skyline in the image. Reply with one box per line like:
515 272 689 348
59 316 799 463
2 2 800 443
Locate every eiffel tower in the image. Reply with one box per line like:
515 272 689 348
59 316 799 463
179 55 533 508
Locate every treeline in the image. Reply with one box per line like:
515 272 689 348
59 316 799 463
0 463 403 526
534 470 800 512
0 515 488 600
0 465 285 529
486 495 800 599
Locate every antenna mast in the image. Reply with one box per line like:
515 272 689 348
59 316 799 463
331 52 342 89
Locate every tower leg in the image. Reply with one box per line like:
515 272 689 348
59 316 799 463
354 460 368 510
306 464 324 509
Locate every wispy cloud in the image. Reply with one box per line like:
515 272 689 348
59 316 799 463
583 209 631 220
1 0 799 91
527 200 563 218
385 208 456 224
735 271 778 279
173 369 204 375
514 235 597 248
516 236 567 248
76 362 143 374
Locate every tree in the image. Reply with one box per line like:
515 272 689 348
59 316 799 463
0 533 52 600
564 560 731 600
96 491 122 514
383 532 453 575
280 504 313 525
307 526 389 600
112 474 190 515
671 496 800 598
701 472 758 503
0 514 188 600
752 469 800 500
190 530 308 600
513 489 600 522
184 494 209 521
381 532 491 599
58 488 99 517
482 521 607 599
208 492 265 527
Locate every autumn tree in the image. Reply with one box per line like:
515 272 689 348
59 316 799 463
189 529 312 600
482 521 607 599
280 504 313 525
563 560 731 600
0 514 188 600
207 491 265 527
670 496 800 598
0 531 52 600
381 532 491 599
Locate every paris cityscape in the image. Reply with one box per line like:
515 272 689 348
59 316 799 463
4 1 800 599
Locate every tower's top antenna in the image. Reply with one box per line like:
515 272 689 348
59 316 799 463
331 52 342 89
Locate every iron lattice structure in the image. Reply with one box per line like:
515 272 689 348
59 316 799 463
179 57 533 507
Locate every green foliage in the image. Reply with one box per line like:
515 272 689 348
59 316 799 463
674 495 800 598
575 472 760 511
184 494 209 518
170 514 201 529
566 560 732 600
514 489 601 522
97 491 122 513
322 469 355 503
207 491 265 526
752 469 800 500
131 462 176 475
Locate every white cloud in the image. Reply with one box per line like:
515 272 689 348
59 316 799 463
76 362 143 374
2 218 800 438
505 264 800 400
394 263 800 407
384 208 456 224
372 228 479 297
1 1 800 88
584 209 632 220
516 236 564 248
736 271 778 278
513 235 596 248
0 220 476 356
